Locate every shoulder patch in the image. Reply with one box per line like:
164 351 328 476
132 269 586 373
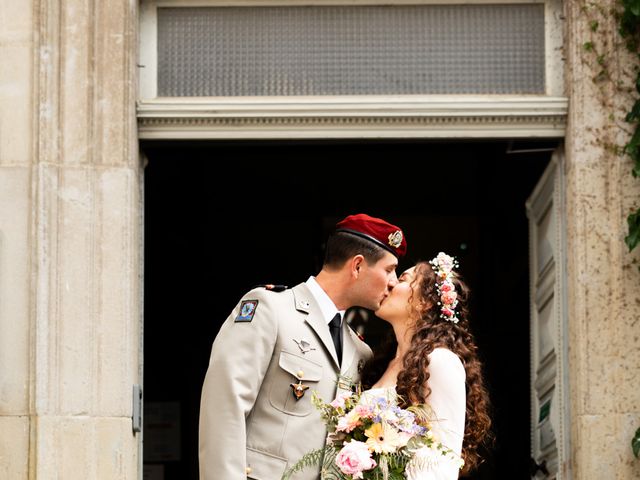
235 300 259 322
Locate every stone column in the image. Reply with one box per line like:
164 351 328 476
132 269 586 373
0 4 35 477
0 0 142 478
565 0 640 478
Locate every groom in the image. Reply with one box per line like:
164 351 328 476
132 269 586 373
198 213 407 480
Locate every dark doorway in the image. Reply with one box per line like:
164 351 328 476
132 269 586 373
142 139 554 479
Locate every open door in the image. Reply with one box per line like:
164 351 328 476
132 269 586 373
526 147 571 480
142 138 552 479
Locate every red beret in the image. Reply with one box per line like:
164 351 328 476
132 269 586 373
335 213 407 258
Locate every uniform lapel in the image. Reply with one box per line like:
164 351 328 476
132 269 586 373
291 283 340 370
340 323 357 376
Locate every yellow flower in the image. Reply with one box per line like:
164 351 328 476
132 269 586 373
365 422 403 454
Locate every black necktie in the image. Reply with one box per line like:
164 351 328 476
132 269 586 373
329 313 343 365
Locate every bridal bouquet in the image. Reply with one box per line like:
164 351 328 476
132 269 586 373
283 386 463 480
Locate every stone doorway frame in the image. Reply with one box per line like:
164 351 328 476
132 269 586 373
137 1 568 479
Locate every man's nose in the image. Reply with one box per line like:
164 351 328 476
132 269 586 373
388 273 399 288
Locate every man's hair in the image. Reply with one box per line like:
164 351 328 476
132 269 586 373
323 231 388 269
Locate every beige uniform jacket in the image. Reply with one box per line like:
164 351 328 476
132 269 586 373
199 282 373 480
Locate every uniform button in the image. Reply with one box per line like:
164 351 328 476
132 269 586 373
245 466 252 475
297 370 304 378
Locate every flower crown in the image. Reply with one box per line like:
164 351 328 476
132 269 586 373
429 252 460 324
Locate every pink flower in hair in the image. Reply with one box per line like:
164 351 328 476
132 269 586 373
436 252 455 271
441 291 457 305
440 281 454 293
429 252 461 324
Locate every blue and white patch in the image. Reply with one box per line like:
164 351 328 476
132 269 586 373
235 300 259 322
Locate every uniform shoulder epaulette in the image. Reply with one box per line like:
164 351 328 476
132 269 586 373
254 284 289 292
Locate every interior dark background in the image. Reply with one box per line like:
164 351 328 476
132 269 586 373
141 139 555 479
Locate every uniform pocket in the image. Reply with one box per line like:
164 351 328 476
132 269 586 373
269 351 323 416
246 447 288 480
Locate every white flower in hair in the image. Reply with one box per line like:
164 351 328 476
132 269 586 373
429 252 460 323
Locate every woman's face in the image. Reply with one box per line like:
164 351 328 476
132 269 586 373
375 265 419 322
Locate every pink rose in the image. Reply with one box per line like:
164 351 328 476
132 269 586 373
335 440 377 479
330 391 352 409
441 291 457 305
441 307 454 317
440 281 454 293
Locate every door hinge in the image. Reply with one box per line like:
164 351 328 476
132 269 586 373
132 384 142 433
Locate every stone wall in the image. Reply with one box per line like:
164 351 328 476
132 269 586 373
565 0 640 478
0 1 142 478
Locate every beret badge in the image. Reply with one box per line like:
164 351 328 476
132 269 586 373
388 230 403 249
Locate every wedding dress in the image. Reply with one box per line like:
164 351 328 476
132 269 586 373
361 348 466 480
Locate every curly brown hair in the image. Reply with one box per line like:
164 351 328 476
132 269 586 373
362 260 493 474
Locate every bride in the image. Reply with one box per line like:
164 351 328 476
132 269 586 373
361 252 493 479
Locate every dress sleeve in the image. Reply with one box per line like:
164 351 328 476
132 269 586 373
405 347 466 480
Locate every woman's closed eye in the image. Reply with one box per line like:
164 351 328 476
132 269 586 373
399 272 414 283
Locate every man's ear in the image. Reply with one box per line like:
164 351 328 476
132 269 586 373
351 255 365 277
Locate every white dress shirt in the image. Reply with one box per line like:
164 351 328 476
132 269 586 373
305 276 345 325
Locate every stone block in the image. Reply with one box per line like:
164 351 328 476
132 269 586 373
0 167 30 415
0 416 29 480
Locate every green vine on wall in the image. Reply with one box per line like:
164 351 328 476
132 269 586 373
620 0 640 253
619 0 640 459
581 0 640 461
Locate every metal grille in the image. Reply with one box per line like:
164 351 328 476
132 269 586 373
157 5 545 96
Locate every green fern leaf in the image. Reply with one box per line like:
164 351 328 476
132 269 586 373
282 446 333 480
320 447 344 480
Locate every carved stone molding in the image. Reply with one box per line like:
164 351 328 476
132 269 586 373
137 96 568 139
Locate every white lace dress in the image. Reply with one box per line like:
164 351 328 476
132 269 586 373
361 348 466 480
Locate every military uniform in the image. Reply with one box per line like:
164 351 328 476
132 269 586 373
199 282 372 480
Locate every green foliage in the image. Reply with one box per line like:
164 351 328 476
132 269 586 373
620 0 640 252
385 453 411 477
282 447 412 480
361 453 411 480
625 99 640 123
319 448 343 480
626 209 640 250
633 427 640 458
620 0 640 462
281 446 339 480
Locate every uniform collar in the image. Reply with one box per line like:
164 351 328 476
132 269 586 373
305 276 344 325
